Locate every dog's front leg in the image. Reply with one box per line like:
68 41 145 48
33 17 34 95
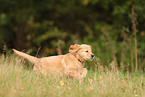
81 68 87 78
68 70 83 79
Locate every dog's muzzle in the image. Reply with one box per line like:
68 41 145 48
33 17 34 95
91 54 95 59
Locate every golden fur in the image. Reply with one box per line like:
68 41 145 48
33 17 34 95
13 44 94 79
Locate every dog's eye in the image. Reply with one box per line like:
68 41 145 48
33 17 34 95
85 50 88 52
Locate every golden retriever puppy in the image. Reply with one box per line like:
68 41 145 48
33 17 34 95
13 44 94 79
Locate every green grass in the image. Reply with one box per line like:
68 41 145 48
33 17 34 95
0 54 145 97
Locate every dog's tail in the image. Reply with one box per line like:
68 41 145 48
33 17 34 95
13 49 39 64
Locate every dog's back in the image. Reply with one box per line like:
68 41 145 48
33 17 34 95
38 55 65 75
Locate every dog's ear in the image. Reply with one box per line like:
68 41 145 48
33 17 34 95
69 44 81 53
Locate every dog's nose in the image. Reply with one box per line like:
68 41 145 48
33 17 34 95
91 54 95 58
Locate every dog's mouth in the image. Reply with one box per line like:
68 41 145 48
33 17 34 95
85 56 95 61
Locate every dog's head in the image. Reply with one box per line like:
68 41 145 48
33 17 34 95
69 44 95 61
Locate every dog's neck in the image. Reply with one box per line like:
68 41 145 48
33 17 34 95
73 54 85 64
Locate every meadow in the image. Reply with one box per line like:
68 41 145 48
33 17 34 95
0 54 144 97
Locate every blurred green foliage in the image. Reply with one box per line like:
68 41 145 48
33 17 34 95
0 0 145 71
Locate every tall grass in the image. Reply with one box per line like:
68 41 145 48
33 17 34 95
0 54 144 97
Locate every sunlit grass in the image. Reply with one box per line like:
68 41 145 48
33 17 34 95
0 54 144 97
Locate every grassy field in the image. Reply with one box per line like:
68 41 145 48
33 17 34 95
0 54 145 97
